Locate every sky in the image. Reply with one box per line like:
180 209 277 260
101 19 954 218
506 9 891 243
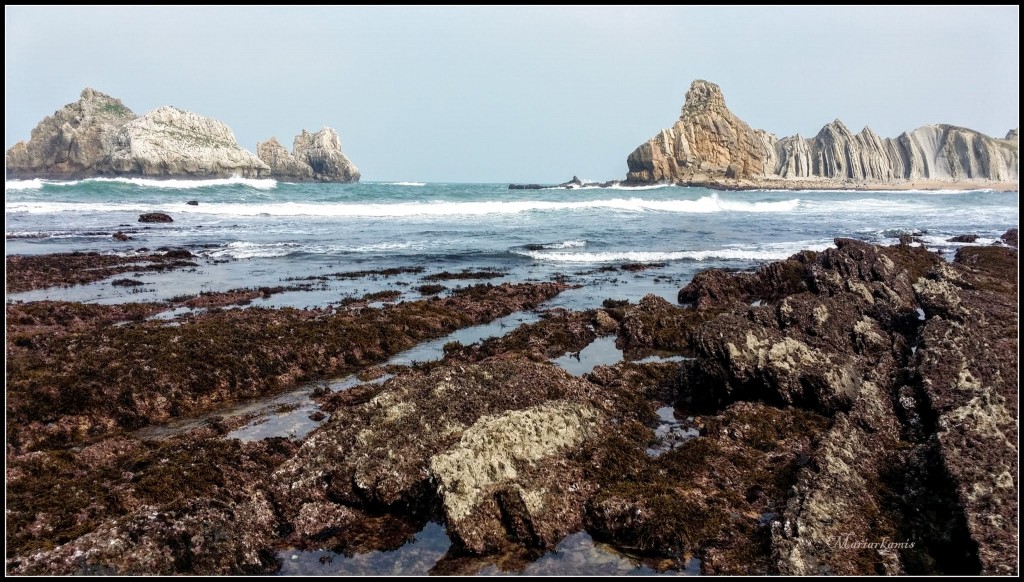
4 6 1020 183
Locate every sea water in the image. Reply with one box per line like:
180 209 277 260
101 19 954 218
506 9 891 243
6 178 1018 309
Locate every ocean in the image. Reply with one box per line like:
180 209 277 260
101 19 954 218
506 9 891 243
5 178 1019 311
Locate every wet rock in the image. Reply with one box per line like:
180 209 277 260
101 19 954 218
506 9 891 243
139 212 173 223
585 402 829 574
6 435 297 575
186 200 199 206
947 234 979 243
998 227 1017 248
273 358 656 556
6 251 199 293
6 282 567 451
112 231 132 241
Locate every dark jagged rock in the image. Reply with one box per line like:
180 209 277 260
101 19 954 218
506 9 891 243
186 200 199 206
999 228 1018 248
947 234 979 243
138 212 173 223
273 359 648 555
112 231 131 241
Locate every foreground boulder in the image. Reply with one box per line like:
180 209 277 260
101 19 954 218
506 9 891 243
273 359 651 555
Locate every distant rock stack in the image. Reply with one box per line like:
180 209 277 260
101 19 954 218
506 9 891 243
5 88 137 179
257 128 360 183
626 80 1019 188
103 106 269 179
5 89 361 182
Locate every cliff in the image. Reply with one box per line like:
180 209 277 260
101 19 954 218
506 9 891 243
257 128 360 183
6 89 359 182
626 80 1019 189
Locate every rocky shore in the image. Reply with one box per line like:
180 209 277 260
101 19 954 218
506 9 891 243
5 89 359 182
5 232 1018 575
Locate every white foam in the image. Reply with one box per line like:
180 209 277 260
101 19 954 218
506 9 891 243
90 176 278 190
386 181 427 186
204 241 300 259
3 194 801 217
518 241 834 263
542 239 587 249
199 240 427 259
7 176 277 190
5 179 44 190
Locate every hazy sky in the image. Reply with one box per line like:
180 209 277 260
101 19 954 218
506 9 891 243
5 6 1019 182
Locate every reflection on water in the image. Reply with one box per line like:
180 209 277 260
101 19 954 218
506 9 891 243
388 311 541 365
551 335 622 376
647 406 700 457
278 522 451 576
278 522 699 576
136 310 540 441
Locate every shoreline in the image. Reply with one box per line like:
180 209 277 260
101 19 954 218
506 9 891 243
4 231 1018 575
672 178 1020 193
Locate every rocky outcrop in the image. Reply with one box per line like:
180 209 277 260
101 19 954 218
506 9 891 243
5 234 1017 575
101 106 268 178
6 89 360 182
508 175 621 189
626 80 1019 189
626 80 777 183
138 212 173 223
257 128 360 182
5 88 136 179
255 137 311 180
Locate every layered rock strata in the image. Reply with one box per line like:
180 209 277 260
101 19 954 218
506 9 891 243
626 80 1018 190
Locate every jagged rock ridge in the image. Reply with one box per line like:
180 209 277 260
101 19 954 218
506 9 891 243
626 80 1018 188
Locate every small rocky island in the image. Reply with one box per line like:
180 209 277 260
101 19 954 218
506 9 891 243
5 88 359 182
624 80 1018 190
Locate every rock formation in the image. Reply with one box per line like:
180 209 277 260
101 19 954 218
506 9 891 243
6 89 360 182
256 128 360 182
101 106 268 178
626 80 1019 189
5 88 136 179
